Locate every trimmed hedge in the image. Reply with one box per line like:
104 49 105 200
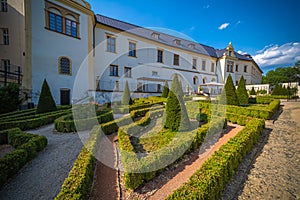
0 128 47 187
0 109 71 131
112 101 164 114
167 119 265 200
118 113 225 190
55 126 100 200
54 110 114 133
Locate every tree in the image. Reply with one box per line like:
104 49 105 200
161 81 169 98
236 76 249 105
262 65 300 85
36 79 57 114
164 74 190 131
0 83 21 114
221 74 238 105
271 83 286 96
250 87 256 95
122 81 133 105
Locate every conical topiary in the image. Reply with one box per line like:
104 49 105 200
236 76 249 105
164 74 190 131
36 79 57 114
161 81 169 98
122 81 133 105
223 74 238 105
250 86 256 95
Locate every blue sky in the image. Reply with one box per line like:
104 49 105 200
88 0 300 74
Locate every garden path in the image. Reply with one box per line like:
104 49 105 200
0 124 87 200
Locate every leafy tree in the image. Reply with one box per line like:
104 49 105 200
221 74 238 105
271 83 288 96
236 76 249 105
250 87 256 95
164 74 190 131
36 79 57 114
161 81 169 98
122 80 133 105
0 83 21 114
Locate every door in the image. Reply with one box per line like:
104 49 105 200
60 89 70 105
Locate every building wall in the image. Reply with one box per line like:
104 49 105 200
29 0 92 104
0 0 25 84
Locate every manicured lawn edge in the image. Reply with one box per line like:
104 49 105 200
0 128 47 188
166 118 265 200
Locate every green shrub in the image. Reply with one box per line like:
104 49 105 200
250 86 256 95
36 79 57 114
0 83 21 114
122 81 133 105
220 74 238 105
165 74 190 131
236 76 249 105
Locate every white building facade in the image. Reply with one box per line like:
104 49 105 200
23 0 263 105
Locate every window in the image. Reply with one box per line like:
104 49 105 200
174 39 181 45
107 35 116 53
229 51 232 56
211 63 215 72
244 79 247 84
202 60 206 71
1 28 9 45
203 77 207 84
59 57 71 75
110 65 118 76
45 1 79 38
49 12 63 33
124 67 132 78
152 32 160 39
157 49 163 63
188 43 195 49
1 59 10 72
244 65 247 72
236 64 239 72
173 54 179 66
236 81 238 85
152 71 158 76
1 0 7 12
128 42 136 57
192 58 197 69
227 61 233 72
193 76 198 85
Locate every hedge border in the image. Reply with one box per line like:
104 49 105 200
167 118 265 199
0 128 47 188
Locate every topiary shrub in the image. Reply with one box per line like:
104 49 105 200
161 81 169 98
236 76 249 105
250 86 256 95
164 74 190 131
122 80 133 105
36 79 57 114
220 74 238 105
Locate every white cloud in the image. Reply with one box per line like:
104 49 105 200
236 20 241 25
237 50 248 55
203 5 210 9
253 42 300 67
189 26 195 31
218 23 230 30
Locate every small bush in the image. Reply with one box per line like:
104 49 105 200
0 83 21 114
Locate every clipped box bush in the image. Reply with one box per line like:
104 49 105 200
0 128 47 187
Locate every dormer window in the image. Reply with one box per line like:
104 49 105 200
174 39 181 45
188 43 195 49
151 32 160 39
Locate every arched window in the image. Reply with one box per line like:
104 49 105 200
211 78 216 82
58 57 71 75
203 77 207 84
193 76 198 85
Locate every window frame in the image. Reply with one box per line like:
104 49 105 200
109 65 118 77
157 49 164 63
128 41 137 57
192 58 197 69
211 63 215 72
106 34 116 53
0 0 7 12
152 71 158 76
1 28 9 45
244 65 247 73
1 59 10 72
173 54 180 66
236 64 239 72
58 56 72 75
45 1 80 39
124 66 132 78
202 60 206 71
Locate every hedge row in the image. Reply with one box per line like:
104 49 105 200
55 126 101 199
54 110 114 133
118 114 226 190
0 109 71 131
0 128 47 187
199 99 280 120
167 118 265 199
112 101 164 114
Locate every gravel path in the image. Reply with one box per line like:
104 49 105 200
222 101 300 200
0 124 87 200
